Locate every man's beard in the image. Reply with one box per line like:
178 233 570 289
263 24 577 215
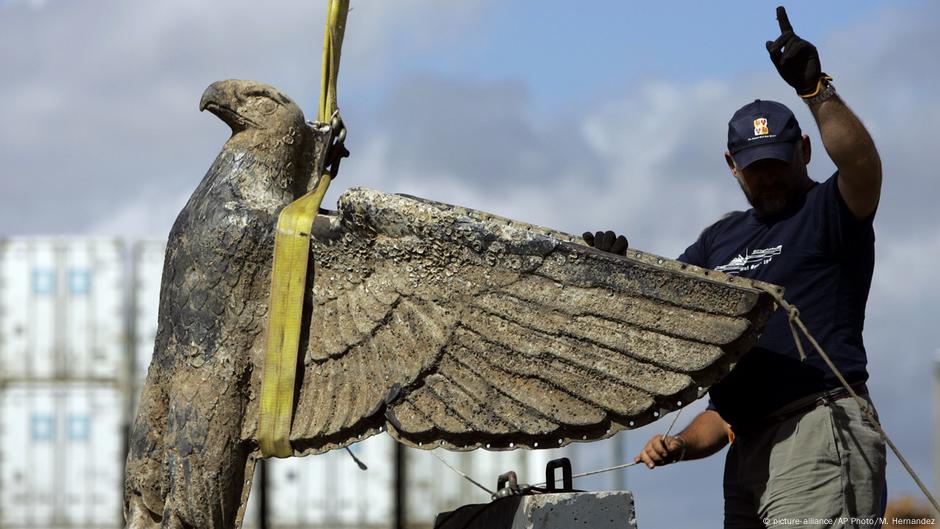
738 179 797 218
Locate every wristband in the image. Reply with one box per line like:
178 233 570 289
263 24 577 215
800 74 834 98
803 81 837 106
672 435 687 462
797 73 832 99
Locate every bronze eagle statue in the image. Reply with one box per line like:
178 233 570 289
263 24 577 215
123 79 777 529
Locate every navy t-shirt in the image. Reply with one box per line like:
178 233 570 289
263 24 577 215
678 173 875 431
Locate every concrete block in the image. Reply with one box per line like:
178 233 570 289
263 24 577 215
434 491 637 529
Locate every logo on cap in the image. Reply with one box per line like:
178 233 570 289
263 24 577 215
753 117 769 136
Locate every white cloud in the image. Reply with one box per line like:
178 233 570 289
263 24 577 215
871 230 940 307
84 184 190 241
0 0 497 235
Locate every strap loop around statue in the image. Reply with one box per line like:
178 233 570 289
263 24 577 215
258 0 349 458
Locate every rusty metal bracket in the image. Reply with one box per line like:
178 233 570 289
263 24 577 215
492 471 522 499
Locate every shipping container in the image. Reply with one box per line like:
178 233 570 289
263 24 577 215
0 382 125 528
0 238 126 383
131 241 165 385
267 434 395 528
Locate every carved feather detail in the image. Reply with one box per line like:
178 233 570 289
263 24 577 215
287 188 776 455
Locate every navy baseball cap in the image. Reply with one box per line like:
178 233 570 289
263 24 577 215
727 100 802 169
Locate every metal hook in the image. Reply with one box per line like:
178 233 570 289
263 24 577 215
324 111 350 178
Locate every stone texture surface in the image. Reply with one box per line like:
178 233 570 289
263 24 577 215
286 188 777 456
123 79 328 529
125 79 779 529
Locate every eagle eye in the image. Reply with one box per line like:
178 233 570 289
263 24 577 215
244 90 280 115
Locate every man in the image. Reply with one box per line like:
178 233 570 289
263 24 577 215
585 7 885 528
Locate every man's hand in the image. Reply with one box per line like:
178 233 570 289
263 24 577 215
582 230 628 255
766 6 827 96
634 434 686 469
634 410 731 469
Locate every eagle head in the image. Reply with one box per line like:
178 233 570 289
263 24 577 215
200 79 320 198
200 79 305 131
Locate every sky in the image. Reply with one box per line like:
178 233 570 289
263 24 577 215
2 0 939 525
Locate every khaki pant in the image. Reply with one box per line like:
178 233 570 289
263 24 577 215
724 395 886 529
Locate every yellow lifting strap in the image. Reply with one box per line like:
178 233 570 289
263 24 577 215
258 0 349 458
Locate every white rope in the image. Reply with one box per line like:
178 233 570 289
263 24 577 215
662 407 683 438
532 460 642 488
535 410 686 487
431 408 690 491
431 451 495 496
755 284 940 514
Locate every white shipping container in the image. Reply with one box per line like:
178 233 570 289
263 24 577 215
241 470 260 529
0 239 126 382
131 241 165 384
268 434 395 528
0 383 125 528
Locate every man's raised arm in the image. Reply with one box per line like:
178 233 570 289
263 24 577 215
766 6 882 219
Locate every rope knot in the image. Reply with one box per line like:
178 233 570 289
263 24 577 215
786 305 800 321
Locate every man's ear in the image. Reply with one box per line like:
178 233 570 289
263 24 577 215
724 151 738 177
800 134 812 165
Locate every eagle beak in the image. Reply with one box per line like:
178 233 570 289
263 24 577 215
199 81 228 113
200 80 258 132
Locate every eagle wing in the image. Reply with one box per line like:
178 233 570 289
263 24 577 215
287 188 776 455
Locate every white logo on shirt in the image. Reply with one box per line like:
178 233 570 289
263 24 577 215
715 245 783 274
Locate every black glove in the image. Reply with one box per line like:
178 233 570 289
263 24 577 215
582 230 629 256
765 6 828 96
